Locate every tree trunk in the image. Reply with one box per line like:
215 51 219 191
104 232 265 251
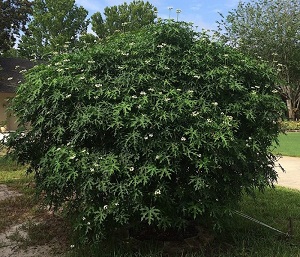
286 99 294 120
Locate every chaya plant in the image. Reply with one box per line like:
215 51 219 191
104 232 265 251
7 20 285 242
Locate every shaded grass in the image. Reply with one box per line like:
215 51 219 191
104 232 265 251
67 187 300 257
273 132 300 157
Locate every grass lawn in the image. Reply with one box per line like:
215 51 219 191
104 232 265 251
273 132 300 157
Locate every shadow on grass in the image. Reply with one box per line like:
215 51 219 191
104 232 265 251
67 187 300 257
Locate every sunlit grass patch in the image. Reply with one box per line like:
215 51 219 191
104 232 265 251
273 132 300 157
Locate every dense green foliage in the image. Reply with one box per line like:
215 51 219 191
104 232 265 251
8 21 284 242
0 0 32 53
218 0 300 120
91 0 157 38
18 0 89 60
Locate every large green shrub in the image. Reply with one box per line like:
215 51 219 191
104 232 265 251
8 21 285 241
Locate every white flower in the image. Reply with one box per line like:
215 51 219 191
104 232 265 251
176 88 182 91
155 155 160 160
187 90 194 94
192 111 199 116
82 217 86 221
140 91 147 95
57 68 63 72
129 167 134 171
145 60 151 64
144 136 149 140
148 88 155 91
79 76 85 80
149 133 153 138
103 205 108 210
137 105 142 109
193 75 200 79
70 155 76 160
87 222 91 225
181 137 186 141
164 98 171 102
19 69 27 73
18 81 22 84
95 84 102 88
114 202 119 206
212 102 218 106
63 59 70 62
154 189 161 195
70 245 75 249
132 95 138 99
15 65 20 69
66 94 71 99
90 168 95 172
207 118 212 123
88 60 95 64
227 116 233 120
248 137 252 140
56 148 61 151
197 154 202 158
246 143 250 147
272 89 278 93
7 77 13 80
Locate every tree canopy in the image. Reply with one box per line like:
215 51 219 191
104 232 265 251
91 0 157 38
18 0 89 60
0 0 32 53
218 0 300 120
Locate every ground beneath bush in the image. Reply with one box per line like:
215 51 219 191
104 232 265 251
0 184 68 257
0 156 299 256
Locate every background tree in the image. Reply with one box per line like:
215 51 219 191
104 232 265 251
18 0 89 60
218 0 300 120
0 0 32 53
91 0 157 38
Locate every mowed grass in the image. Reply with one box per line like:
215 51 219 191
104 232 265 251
273 132 300 157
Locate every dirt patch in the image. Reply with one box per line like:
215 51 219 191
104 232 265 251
0 184 70 257
0 222 64 257
0 184 22 202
